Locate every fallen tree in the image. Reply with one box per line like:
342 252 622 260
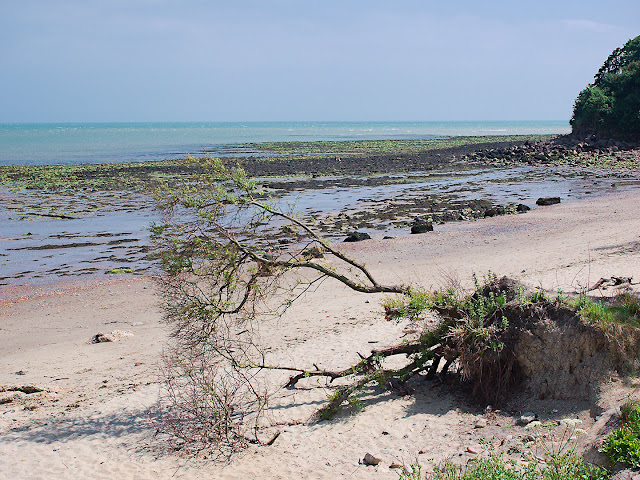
151 157 423 451
152 158 640 454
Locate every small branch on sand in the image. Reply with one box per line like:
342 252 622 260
588 276 634 291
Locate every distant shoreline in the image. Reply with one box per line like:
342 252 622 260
0 121 570 166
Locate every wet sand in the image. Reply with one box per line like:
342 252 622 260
2 162 638 287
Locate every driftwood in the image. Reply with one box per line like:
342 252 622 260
588 276 634 291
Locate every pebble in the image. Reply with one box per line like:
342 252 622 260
362 453 381 466
474 418 487 428
519 412 537 425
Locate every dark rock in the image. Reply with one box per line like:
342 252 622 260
536 196 561 206
441 210 463 222
410 220 433 234
519 412 537 425
484 206 506 217
343 232 371 242
1 385 44 394
383 235 395 240
516 204 531 213
362 453 382 466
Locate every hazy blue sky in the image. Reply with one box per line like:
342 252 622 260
1 1 639 123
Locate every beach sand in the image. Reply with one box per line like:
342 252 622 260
1 189 640 479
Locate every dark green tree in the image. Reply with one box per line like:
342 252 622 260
571 35 640 139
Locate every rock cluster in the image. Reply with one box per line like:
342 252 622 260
466 134 640 166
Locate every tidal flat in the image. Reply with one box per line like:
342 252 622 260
1 135 639 287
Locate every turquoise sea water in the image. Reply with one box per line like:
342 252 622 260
0 121 570 166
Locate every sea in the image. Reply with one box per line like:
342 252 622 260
0 121 571 166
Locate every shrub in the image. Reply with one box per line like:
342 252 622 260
601 401 640 469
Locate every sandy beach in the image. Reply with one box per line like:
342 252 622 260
2 188 640 479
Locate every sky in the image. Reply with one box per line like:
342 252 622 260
1 0 639 123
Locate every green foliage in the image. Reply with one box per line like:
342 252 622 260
571 35 640 139
425 422 609 479
552 289 569 305
397 463 423 480
602 401 640 469
346 393 364 411
383 289 435 321
571 87 613 133
385 274 519 357
383 274 512 360
447 274 510 360
528 289 550 303
611 292 640 325
573 295 640 329
429 452 609 480
574 296 615 326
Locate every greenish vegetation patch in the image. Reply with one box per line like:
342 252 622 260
422 452 610 479
574 293 640 329
0 135 554 193
249 135 554 156
602 401 640 469
106 268 135 274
